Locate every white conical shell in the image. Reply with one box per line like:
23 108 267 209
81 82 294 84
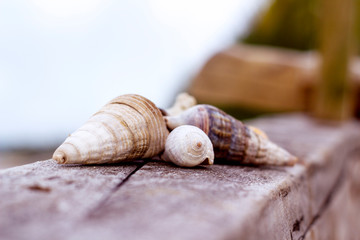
53 94 169 164
161 125 214 167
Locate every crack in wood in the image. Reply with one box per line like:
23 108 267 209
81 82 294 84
86 160 146 218
292 216 304 232
27 184 52 193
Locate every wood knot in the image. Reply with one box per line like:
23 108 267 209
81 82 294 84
279 186 291 198
27 184 51 193
292 216 304 232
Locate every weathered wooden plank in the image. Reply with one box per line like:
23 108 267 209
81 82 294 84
0 160 141 240
75 162 305 240
189 45 317 111
314 0 355 120
189 44 360 115
304 154 360 240
0 114 359 240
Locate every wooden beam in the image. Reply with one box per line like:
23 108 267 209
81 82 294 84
188 44 360 118
313 0 355 120
1 114 360 239
189 45 317 113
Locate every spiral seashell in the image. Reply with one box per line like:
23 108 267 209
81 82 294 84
164 105 298 166
53 94 169 164
161 125 214 167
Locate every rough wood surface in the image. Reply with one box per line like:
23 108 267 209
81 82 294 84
304 154 360 240
1 114 360 240
0 161 142 240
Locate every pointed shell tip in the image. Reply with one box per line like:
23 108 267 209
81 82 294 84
53 152 67 164
202 157 214 165
286 156 298 166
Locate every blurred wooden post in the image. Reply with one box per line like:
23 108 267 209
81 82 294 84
314 0 355 120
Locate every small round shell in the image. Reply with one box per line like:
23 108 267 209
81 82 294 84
162 125 214 167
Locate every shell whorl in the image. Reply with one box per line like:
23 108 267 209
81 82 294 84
164 105 297 166
161 125 214 167
53 94 169 164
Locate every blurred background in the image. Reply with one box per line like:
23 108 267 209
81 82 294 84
0 0 267 167
1 0 358 168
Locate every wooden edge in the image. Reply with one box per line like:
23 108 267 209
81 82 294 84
0 114 360 240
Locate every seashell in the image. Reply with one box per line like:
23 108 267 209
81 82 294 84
164 105 298 166
161 125 214 167
53 94 169 164
164 92 197 116
248 126 268 140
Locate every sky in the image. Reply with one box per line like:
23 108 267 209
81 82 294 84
0 0 267 149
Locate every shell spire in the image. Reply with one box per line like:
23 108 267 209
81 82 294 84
164 104 297 166
53 94 169 164
164 92 197 116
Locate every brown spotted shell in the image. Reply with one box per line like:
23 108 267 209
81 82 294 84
164 104 297 166
53 94 169 164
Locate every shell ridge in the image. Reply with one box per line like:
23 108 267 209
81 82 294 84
74 125 114 161
242 125 253 164
123 94 160 146
61 142 82 162
113 95 164 157
227 119 246 161
207 107 232 159
115 104 149 159
70 130 98 161
198 105 211 134
132 95 161 157
123 97 156 157
81 122 107 162
98 105 151 159
86 119 125 161
98 117 121 159
143 99 169 156
253 132 267 160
